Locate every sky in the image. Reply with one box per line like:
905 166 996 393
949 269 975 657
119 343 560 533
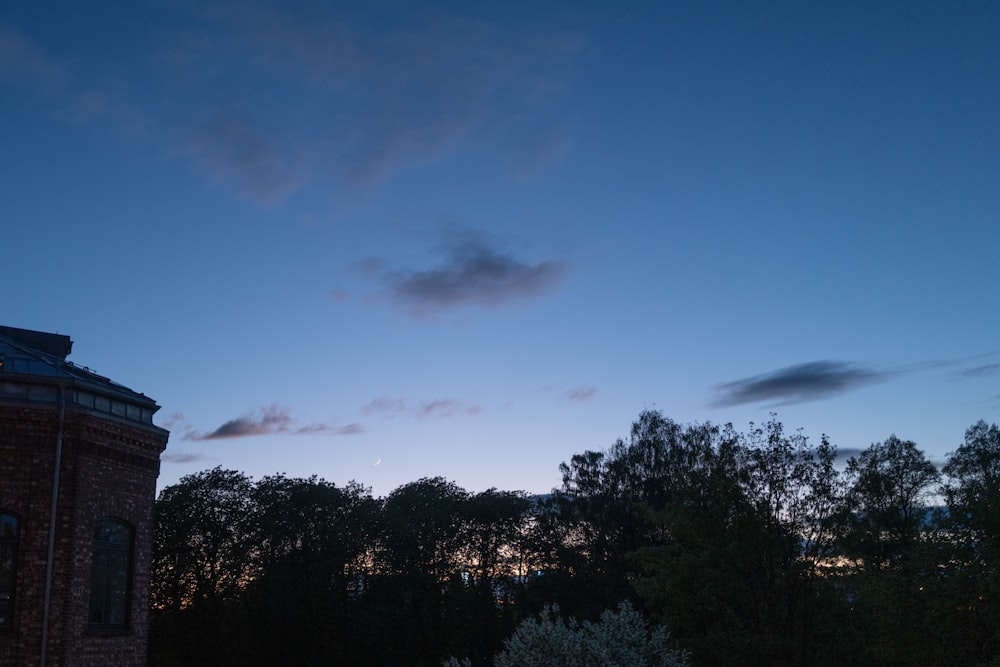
3 0 998 498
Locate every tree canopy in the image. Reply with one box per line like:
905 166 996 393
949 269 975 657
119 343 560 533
149 414 1000 667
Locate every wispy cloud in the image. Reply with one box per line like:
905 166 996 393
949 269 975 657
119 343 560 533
710 361 888 408
952 362 1000 379
179 112 306 205
0 26 149 133
0 27 66 93
4 4 582 205
334 422 365 435
363 232 566 317
362 396 483 420
160 411 199 441
327 289 350 303
160 412 187 430
566 387 598 402
161 451 211 464
181 404 363 440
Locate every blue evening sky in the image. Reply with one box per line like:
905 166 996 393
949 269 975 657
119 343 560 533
3 0 998 496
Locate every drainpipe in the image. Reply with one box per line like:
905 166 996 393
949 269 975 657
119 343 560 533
40 384 65 667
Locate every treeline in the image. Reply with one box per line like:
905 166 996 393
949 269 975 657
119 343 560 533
149 413 1000 666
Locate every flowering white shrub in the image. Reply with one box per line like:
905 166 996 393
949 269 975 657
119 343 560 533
492 601 689 667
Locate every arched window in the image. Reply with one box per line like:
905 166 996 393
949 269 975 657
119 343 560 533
88 518 132 629
0 513 17 630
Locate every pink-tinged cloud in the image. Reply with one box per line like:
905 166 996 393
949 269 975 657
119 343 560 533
360 397 407 418
362 396 483 420
295 422 365 436
201 404 293 439
566 387 597 402
335 422 365 435
161 452 211 464
185 404 362 440
415 399 484 419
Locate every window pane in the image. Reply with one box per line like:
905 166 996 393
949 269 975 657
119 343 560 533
88 518 131 628
88 550 110 624
0 515 15 539
0 514 16 629
94 520 130 545
107 550 129 626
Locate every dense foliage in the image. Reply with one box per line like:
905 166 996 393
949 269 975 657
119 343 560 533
149 414 1000 666
491 602 688 667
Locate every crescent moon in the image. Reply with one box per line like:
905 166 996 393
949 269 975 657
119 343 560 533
373 458 381 466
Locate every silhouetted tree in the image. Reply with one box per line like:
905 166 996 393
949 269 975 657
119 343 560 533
149 467 255 665
145 417 1000 667
943 420 1000 560
234 474 378 665
840 435 939 570
830 436 942 666
627 416 850 665
455 488 532 665
367 477 471 666
553 412 723 617
738 419 846 664
936 421 1000 664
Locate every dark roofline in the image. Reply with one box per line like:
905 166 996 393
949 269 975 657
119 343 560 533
0 326 167 433
0 324 160 409
0 325 72 360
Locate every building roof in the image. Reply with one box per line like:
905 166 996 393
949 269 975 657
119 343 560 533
0 325 72 359
0 325 162 427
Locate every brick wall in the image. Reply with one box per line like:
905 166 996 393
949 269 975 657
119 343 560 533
0 403 167 666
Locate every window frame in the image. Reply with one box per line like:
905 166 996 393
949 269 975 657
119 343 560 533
87 517 133 633
0 512 17 631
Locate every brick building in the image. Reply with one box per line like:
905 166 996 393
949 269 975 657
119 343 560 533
0 326 169 666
